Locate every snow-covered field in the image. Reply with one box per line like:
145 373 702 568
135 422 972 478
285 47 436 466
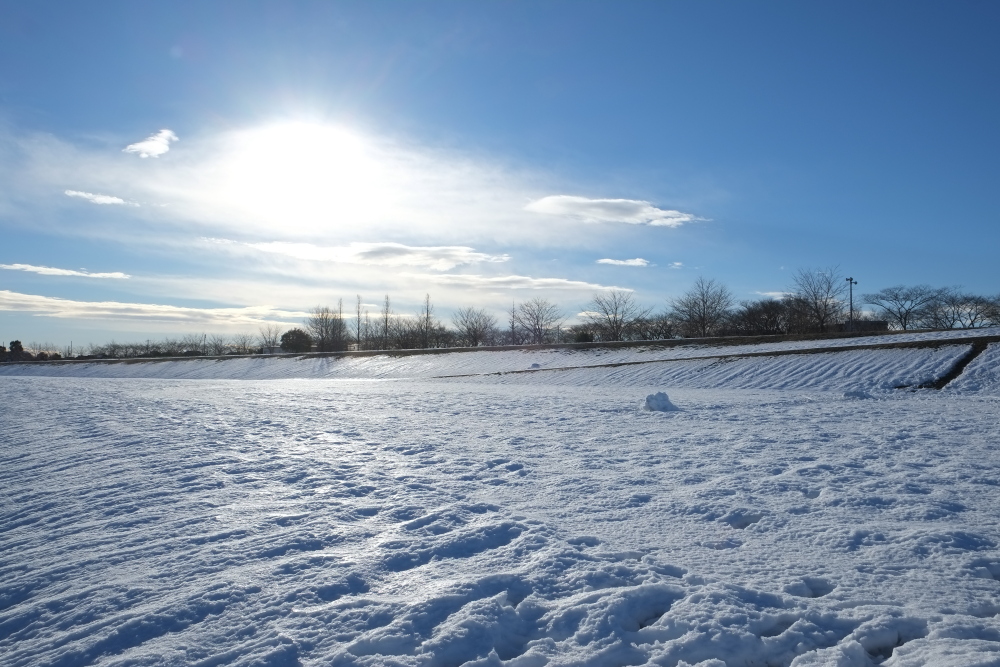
3 340 1000 666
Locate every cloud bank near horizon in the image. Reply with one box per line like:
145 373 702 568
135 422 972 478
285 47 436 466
0 289 306 328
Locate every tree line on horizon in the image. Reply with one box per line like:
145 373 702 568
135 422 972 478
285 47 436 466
3 267 998 362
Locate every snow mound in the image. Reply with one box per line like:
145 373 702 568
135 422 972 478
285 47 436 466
843 390 873 400
644 391 680 411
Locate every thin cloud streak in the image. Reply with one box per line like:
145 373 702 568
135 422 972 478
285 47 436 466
225 240 510 271
0 263 131 279
0 290 307 327
65 190 135 206
123 129 178 158
525 195 700 227
410 273 624 292
596 258 649 267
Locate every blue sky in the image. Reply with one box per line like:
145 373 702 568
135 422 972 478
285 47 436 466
1 1 998 346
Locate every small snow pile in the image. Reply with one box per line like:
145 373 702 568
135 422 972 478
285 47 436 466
644 391 679 412
843 390 873 400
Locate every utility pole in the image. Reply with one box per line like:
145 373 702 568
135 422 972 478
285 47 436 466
846 277 858 331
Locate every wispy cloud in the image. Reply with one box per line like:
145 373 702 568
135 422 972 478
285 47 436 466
0 290 306 327
227 240 510 271
753 291 792 299
123 129 178 158
668 262 683 269
410 273 623 292
525 195 701 227
0 263 130 279
65 190 136 206
596 258 649 267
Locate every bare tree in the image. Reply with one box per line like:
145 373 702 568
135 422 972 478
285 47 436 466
305 303 347 352
354 295 365 349
452 307 498 347
789 267 846 333
379 295 392 350
181 333 207 355
508 301 519 346
630 312 676 341
954 294 994 329
863 285 944 331
583 289 650 342
258 324 283 352
515 297 563 344
418 294 434 349
207 334 230 356
670 277 735 337
988 296 1000 328
231 332 257 354
922 289 995 329
726 299 788 336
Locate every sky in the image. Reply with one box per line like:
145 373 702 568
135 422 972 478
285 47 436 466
1 1 999 347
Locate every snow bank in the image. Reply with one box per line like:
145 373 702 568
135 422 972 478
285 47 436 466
0 328 995 382
462 345 972 393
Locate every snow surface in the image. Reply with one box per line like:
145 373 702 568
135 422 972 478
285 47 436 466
2 340 1000 666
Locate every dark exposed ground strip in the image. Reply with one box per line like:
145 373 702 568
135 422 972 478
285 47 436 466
433 337 1000 380
916 341 991 390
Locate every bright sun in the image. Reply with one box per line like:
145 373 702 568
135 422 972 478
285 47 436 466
217 122 388 233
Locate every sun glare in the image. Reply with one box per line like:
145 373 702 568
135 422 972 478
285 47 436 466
217 122 387 233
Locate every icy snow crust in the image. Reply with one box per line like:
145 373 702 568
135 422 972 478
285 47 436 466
3 338 1000 666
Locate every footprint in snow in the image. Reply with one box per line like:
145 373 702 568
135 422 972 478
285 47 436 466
784 577 835 598
720 509 765 529
568 536 601 549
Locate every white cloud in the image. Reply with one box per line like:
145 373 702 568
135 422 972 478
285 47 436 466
525 195 701 227
0 290 306 327
753 291 792 299
0 263 130 279
596 258 649 267
668 262 683 269
234 240 509 271
65 190 135 206
410 273 624 292
123 129 178 158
